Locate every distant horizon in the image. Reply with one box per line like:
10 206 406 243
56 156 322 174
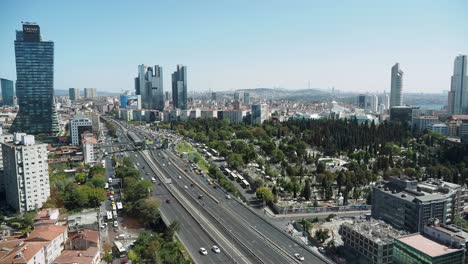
1 0 467 94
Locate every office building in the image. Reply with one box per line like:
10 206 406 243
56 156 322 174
219 110 246 124
368 94 379 113
243 92 250 105
393 233 464 264
0 131 13 195
82 133 97 165
449 55 468 114
233 100 241 110
201 110 218 119
234 91 240 101
165 91 170 101
413 115 439 131
84 88 97 99
357 94 366 109
382 91 390 110
390 63 404 108
70 115 93 145
11 23 59 134
2 133 50 212
211 92 217 101
135 65 164 110
251 104 268 124
1 78 15 106
339 218 406 264
372 177 465 233
390 106 413 125
68 88 80 101
172 65 188 110
431 123 449 136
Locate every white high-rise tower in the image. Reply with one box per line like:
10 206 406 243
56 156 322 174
449 55 468 114
390 63 403 108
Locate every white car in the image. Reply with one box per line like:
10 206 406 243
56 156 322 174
199 247 208 255
113 221 118 227
225 194 232 199
212 245 221 253
318 247 326 254
184 185 188 189
178 176 182 179
294 253 305 261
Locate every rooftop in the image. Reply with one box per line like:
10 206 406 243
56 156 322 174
397 234 462 257
341 218 406 245
26 225 67 242
53 247 98 264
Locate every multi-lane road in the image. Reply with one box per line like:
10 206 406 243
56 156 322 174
106 117 331 264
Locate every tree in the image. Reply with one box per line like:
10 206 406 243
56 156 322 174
302 179 311 201
256 187 274 205
133 198 161 227
227 153 244 170
316 162 326 173
314 229 330 243
74 172 87 184
164 221 180 241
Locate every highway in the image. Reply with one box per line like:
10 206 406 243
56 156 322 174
106 123 244 264
108 117 332 264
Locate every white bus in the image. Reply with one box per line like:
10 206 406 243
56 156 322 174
230 172 238 181
241 179 250 189
236 173 245 183
224 168 231 176
116 202 123 210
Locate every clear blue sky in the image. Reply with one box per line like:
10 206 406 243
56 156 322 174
1 0 467 93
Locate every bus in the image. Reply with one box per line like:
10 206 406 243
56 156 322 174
241 179 250 189
112 204 117 211
236 173 245 183
230 172 238 181
224 168 231 176
106 211 113 220
116 202 123 210
113 210 117 218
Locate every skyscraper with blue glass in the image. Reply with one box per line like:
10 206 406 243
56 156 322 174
0 79 14 106
171 65 187 110
11 23 59 134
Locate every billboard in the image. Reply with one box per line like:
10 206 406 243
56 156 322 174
120 95 141 109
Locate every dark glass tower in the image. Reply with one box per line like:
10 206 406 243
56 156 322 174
0 79 15 106
11 23 59 134
171 65 187 110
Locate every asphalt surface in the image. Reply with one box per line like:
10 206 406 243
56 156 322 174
110 121 248 264
109 118 331 264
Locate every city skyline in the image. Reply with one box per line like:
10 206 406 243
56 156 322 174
0 0 467 94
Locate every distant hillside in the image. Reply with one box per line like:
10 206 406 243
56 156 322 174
235 87 330 101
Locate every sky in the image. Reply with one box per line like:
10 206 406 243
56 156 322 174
0 0 467 94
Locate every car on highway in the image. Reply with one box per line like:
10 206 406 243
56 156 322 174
199 248 208 255
184 185 188 189
211 245 220 253
166 199 171 204
225 194 231 199
294 253 305 261
151 177 157 183
198 195 204 199
318 247 326 254
178 175 182 179
146 172 150 175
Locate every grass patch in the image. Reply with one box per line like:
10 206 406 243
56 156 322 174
176 141 209 173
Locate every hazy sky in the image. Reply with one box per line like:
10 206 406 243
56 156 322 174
1 0 467 94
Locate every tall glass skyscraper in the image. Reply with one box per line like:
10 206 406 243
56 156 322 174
0 79 14 106
11 23 59 134
172 65 187 110
449 55 468 114
390 63 403 108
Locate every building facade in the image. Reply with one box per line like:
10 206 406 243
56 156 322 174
0 78 15 106
390 63 404 108
84 88 97 99
135 65 164 110
68 88 80 101
2 133 50 212
11 23 59 134
70 116 93 145
0 132 13 195
340 218 405 264
372 177 465 233
171 65 187 110
449 55 468 114
251 104 268 124
393 234 464 264
413 115 439 131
